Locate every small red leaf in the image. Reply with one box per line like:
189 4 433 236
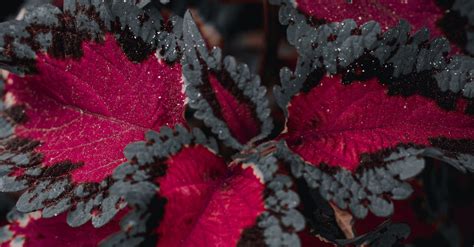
156 145 265 246
182 12 273 149
283 75 474 170
208 75 260 144
6 34 185 183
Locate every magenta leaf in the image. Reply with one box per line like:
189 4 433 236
273 5 474 173
283 75 474 171
281 68 474 218
0 0 185 228
271 0 474 222
156 146 263 246
106 126 272 247
0 210 121 247
9 35 184 182
182 12 273 150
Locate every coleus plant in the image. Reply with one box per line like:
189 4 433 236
0 0 472 246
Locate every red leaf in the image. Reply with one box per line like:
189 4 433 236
182 12 273 149
295 0 444 36
283 75 474 171
208 75 260 144
0 211 120 247
6 34 185 183
156 145 265 246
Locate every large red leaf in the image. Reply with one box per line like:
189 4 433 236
156 146 265 246
0 211 120 247
283 75 474 171
6 34 184 183
295 0 444 36
106 128 297 247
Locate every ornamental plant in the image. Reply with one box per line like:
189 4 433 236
0 0 473 246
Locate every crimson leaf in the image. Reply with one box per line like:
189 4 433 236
0 0 185 228
273 2 474 172
270 0 474 222
272 2 474 171
182 11 273 150
106 126 269 247
283 75 474 171
156 146 264 246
